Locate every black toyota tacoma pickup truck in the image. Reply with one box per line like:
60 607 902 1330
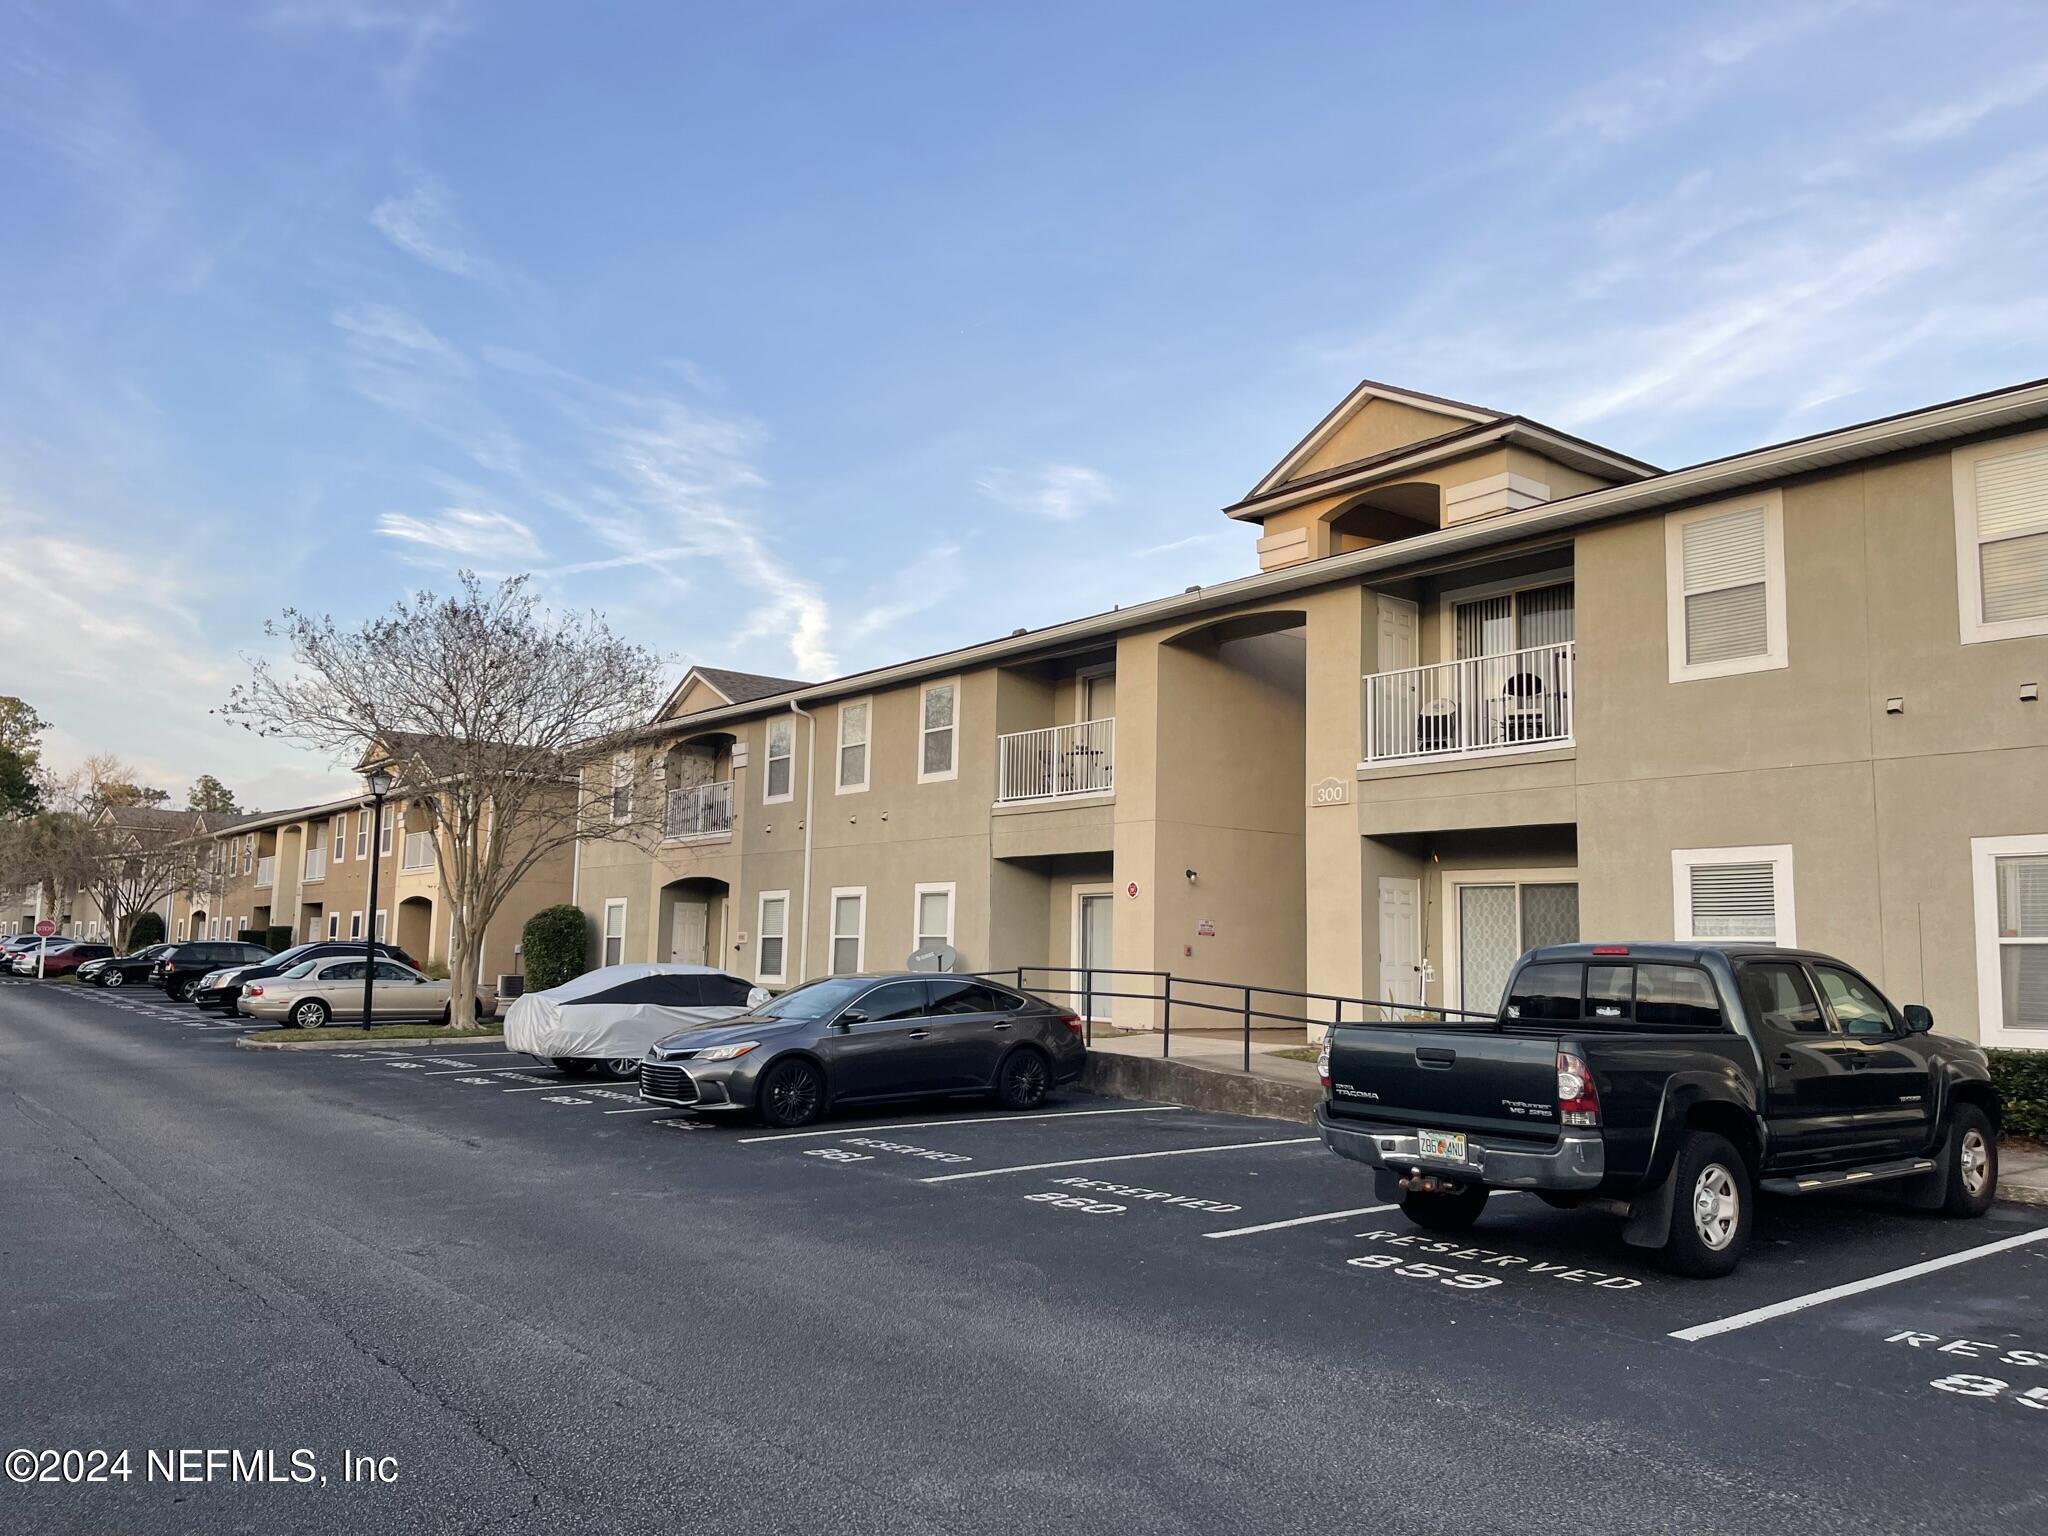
1315 943 2002 1276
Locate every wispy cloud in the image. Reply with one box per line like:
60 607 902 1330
841 541 963 649
370 169 484 276
331 302 524 473
975 463 1115 522
256 0 470 99
1887 55 2048 144
376 504 542 565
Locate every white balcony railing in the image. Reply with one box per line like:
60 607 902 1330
254 856 275 888
665 780 735 841
401 831 435 871
303 847 326 882
1363 641 1575 765
997 718 1115 804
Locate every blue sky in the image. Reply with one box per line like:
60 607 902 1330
7 0 2048 807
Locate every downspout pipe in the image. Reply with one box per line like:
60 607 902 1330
791 700 818 981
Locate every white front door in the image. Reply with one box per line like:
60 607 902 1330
669 901 708 965
1377 877 1422 1017
1075 889 1115 1024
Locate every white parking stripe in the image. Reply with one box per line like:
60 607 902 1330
1669 1225 2048 1342
420 1065 542 1076
739 1105 1182 1144
922 1137 1318 1184
502 1081 598 1092
603 1105 684 1115
1203 1204 1398 1239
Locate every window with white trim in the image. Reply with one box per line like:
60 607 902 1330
349 912 363 940
356 812 369 860
836 699 870 793
378 807 393 856
1973 835 2048 1048
333 817 347 862
374 910 387 942
918 682 958 783
763 718 794 804
326 913 340 939
610 754 634 821
756 891 788 984
829 888 865 975
914 882 954 954
243 837 253 874
1954 430 2048 643
1665 492 1787 681
602 899 627 968
1672 845 1796 945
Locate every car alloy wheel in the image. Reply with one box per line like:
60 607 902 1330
104 971 126 988
606 1058 639 1080
1960 1127 1992 1199
1691 1162 1741 1252
760 1059 824 1127
997 1050 1049 1109
292 1000 328 1030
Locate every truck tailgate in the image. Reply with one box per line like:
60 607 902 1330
1325 1027 1562 1140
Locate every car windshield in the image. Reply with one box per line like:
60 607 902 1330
279 960 319 978
749 976 875 1020
270 944 318 965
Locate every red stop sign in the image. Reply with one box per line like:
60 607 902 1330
33 918 55 937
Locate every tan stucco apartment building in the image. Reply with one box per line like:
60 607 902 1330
584 375 2048 1050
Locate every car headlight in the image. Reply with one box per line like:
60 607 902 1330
693 1041 759 1062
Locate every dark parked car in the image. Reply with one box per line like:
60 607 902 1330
79 943 174 987
190 940 418 1014
154 941 276 1001
1316 942 2002 1277
639 972 1086 1127
11 940 114 977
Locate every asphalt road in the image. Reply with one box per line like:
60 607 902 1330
4 978 2046 1535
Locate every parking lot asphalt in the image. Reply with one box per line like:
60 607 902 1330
4 976 2045 1535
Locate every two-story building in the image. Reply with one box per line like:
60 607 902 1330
586 374 2047 1049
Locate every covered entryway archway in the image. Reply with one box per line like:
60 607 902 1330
397 896 434 964
658 877 729 967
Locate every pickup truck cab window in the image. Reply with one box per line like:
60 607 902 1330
1586 964 1632 1021
1738 962 1829 1035
1635 964 1722 1030
1812 965 1895 1037
1504 962 1580 1021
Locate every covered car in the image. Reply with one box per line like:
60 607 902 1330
505 963 768 1077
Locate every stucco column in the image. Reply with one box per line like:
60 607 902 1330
1303 586 1370 1018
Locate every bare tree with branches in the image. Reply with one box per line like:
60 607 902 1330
0 759 202 946
222 573 670 1029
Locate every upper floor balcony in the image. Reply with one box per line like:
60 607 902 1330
254 855 276 889
303 847 327 882
665 780 735 842
1363 640 1575 766
401 831 435 871
997 718 1115 804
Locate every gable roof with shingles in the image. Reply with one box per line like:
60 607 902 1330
691 667 813 706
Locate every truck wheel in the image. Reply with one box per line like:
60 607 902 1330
1399 1184 1489 1232
1941 1105 1998 1218
1664 1131 1751 1278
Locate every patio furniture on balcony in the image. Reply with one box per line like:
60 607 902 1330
665 780 735 841
996 718 1115 803
1364 641 1574 765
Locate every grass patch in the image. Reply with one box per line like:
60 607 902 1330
242 1025 504 1044
1272 1046 1322 1063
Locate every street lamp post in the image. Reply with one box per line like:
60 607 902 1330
361 770 394 1029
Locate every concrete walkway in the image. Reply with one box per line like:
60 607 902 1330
2000 1140 2048 1207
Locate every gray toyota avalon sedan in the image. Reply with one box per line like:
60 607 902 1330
638 972 1086 1127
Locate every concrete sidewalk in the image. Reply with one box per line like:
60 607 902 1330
2000 1140 2048 1207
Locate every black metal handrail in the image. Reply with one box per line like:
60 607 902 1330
979 965 1495 1070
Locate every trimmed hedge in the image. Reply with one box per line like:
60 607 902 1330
265 926 293 953
1989 1050 2048 1141
125 911 165 950
522 904 591 994
236 929 266 947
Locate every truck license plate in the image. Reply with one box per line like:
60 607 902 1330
1417 1130 1467 1163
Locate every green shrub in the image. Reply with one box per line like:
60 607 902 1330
265 925 294 953
236 929 265 947
125 911 165 950
1989 1050 2048 1141
420 959 450 981
522 904 590 994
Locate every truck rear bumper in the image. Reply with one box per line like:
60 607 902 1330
1315 1106 1604 1192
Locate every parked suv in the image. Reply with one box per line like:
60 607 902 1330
192 940 418 1015
154 941 275 1001
1316 942 2001 1277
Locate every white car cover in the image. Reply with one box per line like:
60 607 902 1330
504 963 769 1063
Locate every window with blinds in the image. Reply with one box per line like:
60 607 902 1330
1667 493 1786 681
1674 846 1794 945
1960 438 2048 639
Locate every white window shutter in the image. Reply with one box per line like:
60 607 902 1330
1976 444 2048 624
1680 506 1769 664
1688 861 1777 940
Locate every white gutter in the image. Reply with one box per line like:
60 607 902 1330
790 699 818 982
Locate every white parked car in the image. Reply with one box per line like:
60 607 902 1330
505 963 768 1078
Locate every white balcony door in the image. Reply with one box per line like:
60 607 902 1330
1377 594 1418 670
1074 887 1115 1025
1376 877 1422 1016
669 901 709 966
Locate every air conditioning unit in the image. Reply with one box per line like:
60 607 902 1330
497 974 525 1000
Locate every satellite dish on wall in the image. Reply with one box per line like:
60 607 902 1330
907 944 958 973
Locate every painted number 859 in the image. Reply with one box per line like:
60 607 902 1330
1347 1254 1503 1289
1931 1374 2048 1410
